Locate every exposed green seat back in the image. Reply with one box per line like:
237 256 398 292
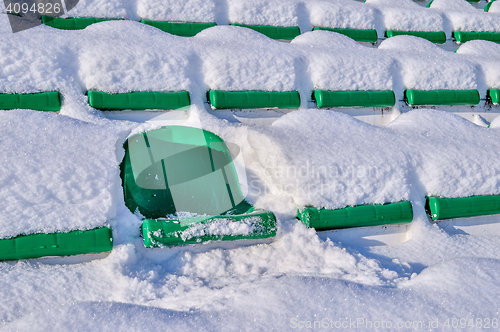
231 24 300 40
312 27 378 43
0 227 112 261
405 89 480 106
298 202 413 231
42 16 122 30
208 90 300 109
313 90 395 108
426 196 500 220
141 21 216 36
0 91 61 112
88 91 190 111
385 30 446 44
453 31 500 43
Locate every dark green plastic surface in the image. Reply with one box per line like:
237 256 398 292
312 27 378 43
0 91 61 112
121 126 277 247
385 30 446 44
485 1 495 12
0 227 112 261
453 31 500 43
121 126 247 218
141 21 216 36
426 196 500 220
208 90 300 109
488 89 500 104
42 16 122 30
88 91 190 111
405 89 480 106
313 90 395 108
231 24 300 40
298 201 413 231
142 209 277 247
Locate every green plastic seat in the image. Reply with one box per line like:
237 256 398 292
141 21 216 37
88 91 190 111
426 196 500 220
405 89 480 106
41 16 122 30
298 201 413 231
385 30 446 44
312 27 378 43
453 31 500 43
0 227 112 261
121 126 277 247
208 90 300 110
0 91 61 112
313 90 395 108
231 24 300 40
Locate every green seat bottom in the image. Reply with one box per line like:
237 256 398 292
141 21 216 37
0 227 112 261
231 24 300 40
42 16 122 30
88 91 191 111
313 90 395 108
385 30 446 44
0 91 61 112
298 201 413 231
488 89 500 104
312 27 378 43
405 89 480 106
427 195 500 221
208 90 300 109
453 31 500 43
142 208 277 247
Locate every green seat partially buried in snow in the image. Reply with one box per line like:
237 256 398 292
42 16 122 30
0 91 61 112
298 201 413 231
121 126 277 247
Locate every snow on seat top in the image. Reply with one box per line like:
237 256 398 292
0 110 124 239
196 26 297 92
306 0 376 30
429 0 500 32
365 0 445 32
379 36 479 93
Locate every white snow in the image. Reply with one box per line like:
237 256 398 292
456 40 500 90
365 0 445 32
489 1 500 13
429 0 500 32
305 0 376 30
1 3 500 331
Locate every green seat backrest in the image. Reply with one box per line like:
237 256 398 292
121 126 248 219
